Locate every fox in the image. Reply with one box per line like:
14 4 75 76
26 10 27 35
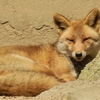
0 8 99 96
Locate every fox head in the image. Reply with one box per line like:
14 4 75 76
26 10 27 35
54 8 100 61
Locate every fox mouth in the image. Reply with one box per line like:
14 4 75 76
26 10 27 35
74 57 84 61
72 55 86 61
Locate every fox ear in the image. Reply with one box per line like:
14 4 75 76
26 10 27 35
84 8 100 30
53 13 71 35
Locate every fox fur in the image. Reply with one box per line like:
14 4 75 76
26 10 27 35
0 8 99 96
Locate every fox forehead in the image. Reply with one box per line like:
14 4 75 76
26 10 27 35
68 20 84 38
62 20 99 40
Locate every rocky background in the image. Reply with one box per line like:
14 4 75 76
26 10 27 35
0 0 100 100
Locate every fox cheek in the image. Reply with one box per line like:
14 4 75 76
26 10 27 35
85 40 98 50
86 45 90 49
92 41 100 47
85 43 91 49
65 41 74 51
84 40 94 50
65 43 73 53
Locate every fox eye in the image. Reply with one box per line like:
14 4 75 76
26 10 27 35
83 37 90 42
60 26 66 31
66 38 74 42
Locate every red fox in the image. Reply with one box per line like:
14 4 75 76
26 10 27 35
0 8 99 96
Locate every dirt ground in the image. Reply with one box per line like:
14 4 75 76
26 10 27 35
0 0 100 100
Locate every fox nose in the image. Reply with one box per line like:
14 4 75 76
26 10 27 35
75 52 82 58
